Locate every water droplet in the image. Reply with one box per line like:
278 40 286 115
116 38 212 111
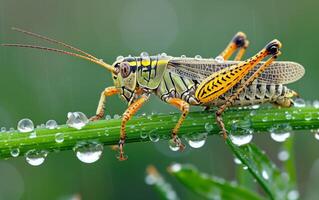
269 124 292 142
215 56 224 63
234 157 242 165
313 100 319 109
262 170 269 180
270 132 290 142
305 113 312 121
66 112 89 130
262 116 269 122
105 115 111 120
116 55 124 61
25 150 48 166
140 51 149 59
10 148 20 157
74 142 103 164
1 127 6 132
170 163 182 172
55 133 64 143
229 134 253 146
278 150 289 161
314 130 319 140
29 132 37 139
180 55 186 58
287 190 299 200
9 127 14 132
243 166 248 170
140 132 148 139
194 55 202 59
145 174 157 185
251 104 260 109
113 114 121 120
188 133 207 148
17 118 34 133
168 139 180 151
204 122 213 132
250 110 257 116
229 119 253 146
160 52 167 57
285 111 292 120
294 98 305 108
149 131 159 142
45 120 58 129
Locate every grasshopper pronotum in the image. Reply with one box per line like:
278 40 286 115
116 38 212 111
2 28 304 160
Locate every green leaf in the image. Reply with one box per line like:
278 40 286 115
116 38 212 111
168 163 265 200
227 139 293 200
146 165 180 200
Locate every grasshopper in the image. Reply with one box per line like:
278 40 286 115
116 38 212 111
2 28 304 160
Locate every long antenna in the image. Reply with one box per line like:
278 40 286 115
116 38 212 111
2 43 116 73
11 27 98 60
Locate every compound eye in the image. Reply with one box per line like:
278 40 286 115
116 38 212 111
120 62 131 78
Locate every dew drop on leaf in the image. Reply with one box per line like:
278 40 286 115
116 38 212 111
10 148 20 157
269 124 292 142
188 133 207 148
105 115 112 120
29 132 37 139
170 163 182 172
149 131 160 142
294 98 306 108
229 134 253 146
204 122 213 132
194 55 202 59
168 139 180 151
55 133 64 143
262 170 269 180
233 157 242 165
74 142 103 164
215 56 224 63
25 149 48 166
66 112 89 130
278 150 289 161
313 100 319 109
140 132 148 139
287 190 299 200
45 120 58 129
17 118 34 133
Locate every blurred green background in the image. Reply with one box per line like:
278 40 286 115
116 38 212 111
0 0 319 199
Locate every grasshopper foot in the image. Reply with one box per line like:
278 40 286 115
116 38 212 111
117 139 128 161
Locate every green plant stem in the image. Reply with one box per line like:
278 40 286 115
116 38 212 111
0 106 318 159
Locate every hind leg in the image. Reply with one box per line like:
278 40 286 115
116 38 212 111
216 41 282 139
219 32 249 61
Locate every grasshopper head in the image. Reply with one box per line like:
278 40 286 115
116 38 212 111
111 57 138 103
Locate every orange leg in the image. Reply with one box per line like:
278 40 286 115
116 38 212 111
216 41 282 139
90 86 120 121
219 32 249 61
167 98 190 151
118 94 149 161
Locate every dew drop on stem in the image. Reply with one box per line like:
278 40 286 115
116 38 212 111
17 118 34 133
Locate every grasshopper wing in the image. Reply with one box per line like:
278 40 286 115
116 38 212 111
167 58 305 84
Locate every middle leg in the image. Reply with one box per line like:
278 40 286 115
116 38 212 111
167 98 190 151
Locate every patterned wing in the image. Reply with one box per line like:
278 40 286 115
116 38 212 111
167 58 305 84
